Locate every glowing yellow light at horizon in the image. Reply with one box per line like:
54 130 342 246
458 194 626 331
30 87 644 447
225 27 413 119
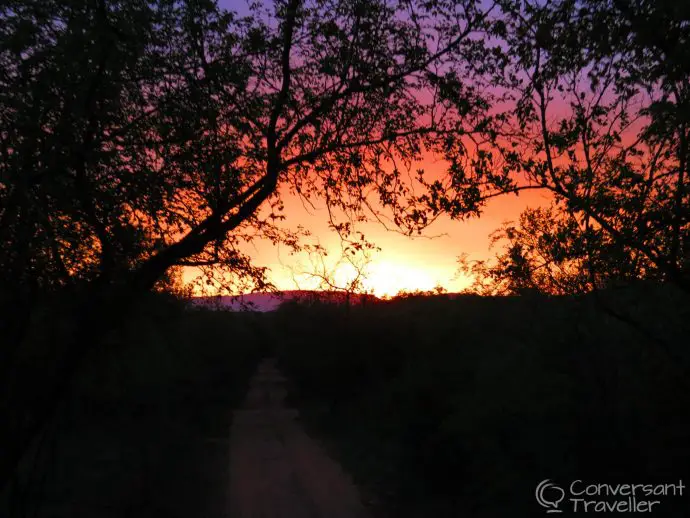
184 255 475 297
362 261 439 297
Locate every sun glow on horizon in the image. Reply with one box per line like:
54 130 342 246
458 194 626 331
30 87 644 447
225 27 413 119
361 261 440 297
180 172 551 298
183 255 474 298
290 257 471 298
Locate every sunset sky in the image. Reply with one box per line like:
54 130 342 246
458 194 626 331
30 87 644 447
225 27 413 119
179 0 554 297
183 156 552 297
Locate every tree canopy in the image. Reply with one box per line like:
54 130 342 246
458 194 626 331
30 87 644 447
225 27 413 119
0 0 499 302
2 0 690 498
3 0 687 300
442 0 690 294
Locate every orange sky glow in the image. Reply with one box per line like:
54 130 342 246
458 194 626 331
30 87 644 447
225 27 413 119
183 0 565 297
183 156 552 297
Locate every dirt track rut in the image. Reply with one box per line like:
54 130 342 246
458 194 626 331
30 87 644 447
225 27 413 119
227 358 371 518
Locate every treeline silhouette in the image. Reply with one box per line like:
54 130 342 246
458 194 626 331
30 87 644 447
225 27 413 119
1 294 264 517
1 0 689 512
273 287 690 516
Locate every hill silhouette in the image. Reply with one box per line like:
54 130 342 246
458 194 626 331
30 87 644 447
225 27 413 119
191 290 380 312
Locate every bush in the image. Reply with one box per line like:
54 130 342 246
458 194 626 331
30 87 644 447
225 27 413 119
275 288 690 516
1 294 264 518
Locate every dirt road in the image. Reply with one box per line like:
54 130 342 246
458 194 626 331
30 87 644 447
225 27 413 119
227 358 371 518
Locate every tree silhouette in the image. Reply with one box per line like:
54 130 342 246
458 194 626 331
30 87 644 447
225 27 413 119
459 203 654 296
3 0 689 497
432 0 690 292
290 231 378 308
0 0 497 492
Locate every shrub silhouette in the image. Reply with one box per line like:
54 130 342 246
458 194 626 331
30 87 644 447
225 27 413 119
274 287 690 517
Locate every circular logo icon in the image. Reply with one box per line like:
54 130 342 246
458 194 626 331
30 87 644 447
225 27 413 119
536 479 565 513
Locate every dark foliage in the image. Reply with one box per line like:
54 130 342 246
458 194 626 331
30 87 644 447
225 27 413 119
275 288 690 516
0 295 263 517
1 0 689 510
